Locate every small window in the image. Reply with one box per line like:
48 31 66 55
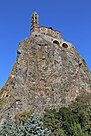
17 50 21 54
35 17 37 19
62 43 68 48
53 40 59 45
35 20 37 22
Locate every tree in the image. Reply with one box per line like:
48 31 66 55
0 117 18 136
24 113 50 136
0 113 50 136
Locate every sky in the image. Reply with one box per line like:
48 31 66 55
0 0 91 89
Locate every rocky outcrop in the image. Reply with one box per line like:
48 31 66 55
0 35 91 118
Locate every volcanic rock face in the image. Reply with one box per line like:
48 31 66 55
0 34 91 118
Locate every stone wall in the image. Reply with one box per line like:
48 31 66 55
32 27 61 40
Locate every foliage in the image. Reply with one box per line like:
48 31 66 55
24 113 50 136
0 117 18 136
43 95 91 136
0 94 91 136
0 114 50 136
14 110 33 123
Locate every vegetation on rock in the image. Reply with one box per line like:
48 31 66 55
0 114 50 136
0 95 91 135
42 95 91 136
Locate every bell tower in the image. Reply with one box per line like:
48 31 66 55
31 11 39 33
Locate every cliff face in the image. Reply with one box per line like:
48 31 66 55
0 35 91 118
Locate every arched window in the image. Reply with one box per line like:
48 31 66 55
53 40 59 45
62 43 68 48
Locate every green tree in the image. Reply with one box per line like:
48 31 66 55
0 117 17 136
0 114 50 136
43 109 66 136
71 123 89 136
24 113 50 136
